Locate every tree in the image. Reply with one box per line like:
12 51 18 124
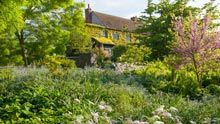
173 16 220 86
137 0 218 60
0 0 24 65
0 0 90 66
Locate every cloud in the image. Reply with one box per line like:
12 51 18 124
76 0 147 18
76 0 220 19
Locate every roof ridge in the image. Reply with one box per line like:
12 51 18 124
93 11 133 22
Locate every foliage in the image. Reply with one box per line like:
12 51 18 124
137 0 219 60
0 39 23 66
133 61 205 98
92 47 116 69
173 16 220 86
39 55 76 77
112 45 151 64
0 0 90 66
134 61 171 93
0 68 14 81
137 0 199 60
0 67 220 123
86 24 138 45
206 84 220 96
202 69 220 87
112 45 128 62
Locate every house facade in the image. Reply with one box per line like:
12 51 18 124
68 5 140 67
85 4 139 56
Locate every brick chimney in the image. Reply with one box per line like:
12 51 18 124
131 16 138 22
85 4 92 23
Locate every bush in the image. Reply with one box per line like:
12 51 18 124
202 70 220 87
0 68 148 123
39 55 76 76
162 70 203 99
119 45 151 64
133 61 203 98
112 45 128 62
0 67 220 123
0 68 14 82
93 47 110 68
112 45 151 64
133 61 172 92
206 84 220 96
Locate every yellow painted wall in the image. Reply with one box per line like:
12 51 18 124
86 23 138 45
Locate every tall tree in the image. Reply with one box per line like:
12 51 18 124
0 0 25 65
137 0 219 60
0 0 90 66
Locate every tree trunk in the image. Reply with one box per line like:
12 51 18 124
192 54 201 87
16 30 28 66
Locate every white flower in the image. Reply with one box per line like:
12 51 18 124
175 116 182 124
105 105 113 112
98 101 113 112
154 121 164 124
68 111 73 115
133 120 140 124
75 115 83 124
190 120 196 124
91 112 99 123
152 115 161 120
98 104 105 110
162 112 173 119
74 98 80 103
154 105 165 114
169 107 178 113
139 122 149 124
202 118 211 124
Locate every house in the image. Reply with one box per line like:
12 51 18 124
68 5 139 67
85 4 139 56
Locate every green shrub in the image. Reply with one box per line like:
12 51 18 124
133 61 172 92
112 45 128 62
0 68 148 123
93 47 110 68
206 84 220 96
0 68 14 82
133 61 203 98
119 45 151 64
202 70 220 87
112 45 151 64
162 70 202 99
39 55 76 77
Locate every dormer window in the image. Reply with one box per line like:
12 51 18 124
112 32 119 40
102 30 108 38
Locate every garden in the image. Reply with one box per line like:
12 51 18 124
0 0 220 124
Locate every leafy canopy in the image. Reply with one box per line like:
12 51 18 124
0 0 90 66
137 0 219 60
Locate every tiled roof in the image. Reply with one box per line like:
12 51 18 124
93 11 138 32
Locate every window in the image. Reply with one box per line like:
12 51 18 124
101 30 108 38
126 34 131 42
112 32 119 40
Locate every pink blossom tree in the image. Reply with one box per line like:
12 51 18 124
173 16 220 86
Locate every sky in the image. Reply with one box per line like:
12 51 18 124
75 0 220 19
